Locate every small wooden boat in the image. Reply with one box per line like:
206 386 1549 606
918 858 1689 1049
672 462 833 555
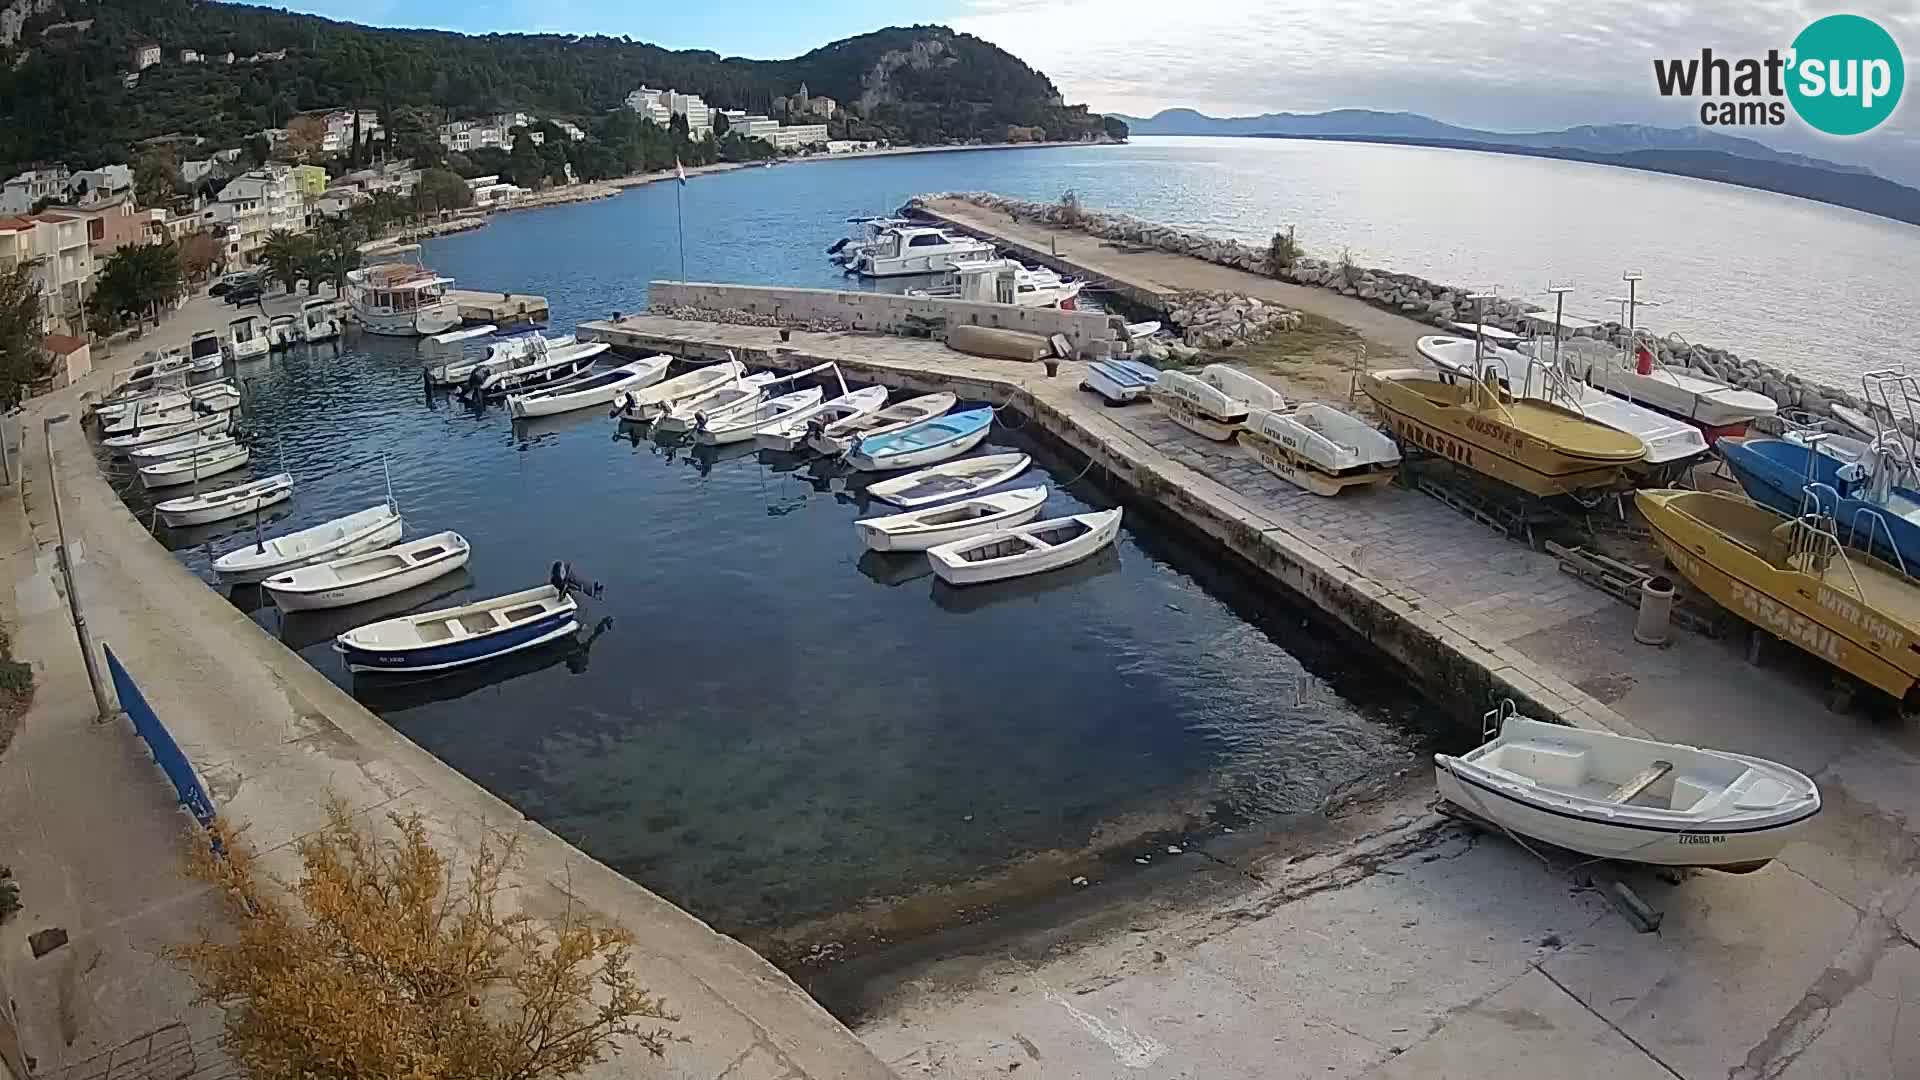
508 355 670 418
101 383 240 436
693 387 823 446
928 508 1124 586
463 341 604 398
128 431 237 465
613 360 746 422
212 502 403 583
866 452 1032 509
1638 488 1920 702
757 385 888 451
1436 703 1819 872
847 407 994 472
1239 403 1401 496
264 531 471 612
856 485 1049 552
1361 368 1644 496
806 392 956 455
1083 359 1159 404
651 373 776 433
137 443 251 489
96 387 190 425
155 472 294 528
334 584 579 674
1154 366 1283 441
103 411 231 456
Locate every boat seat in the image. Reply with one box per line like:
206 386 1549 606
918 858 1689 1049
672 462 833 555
1669 774 1717 811
1606 760 1673 804
1492 741 1589 788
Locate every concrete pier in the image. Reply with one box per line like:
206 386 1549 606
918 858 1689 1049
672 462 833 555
447 288 550 328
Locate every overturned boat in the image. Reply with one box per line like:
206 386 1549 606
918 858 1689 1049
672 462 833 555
1154 365 1284 441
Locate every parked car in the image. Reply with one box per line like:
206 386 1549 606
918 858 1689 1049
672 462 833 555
224 283 264 306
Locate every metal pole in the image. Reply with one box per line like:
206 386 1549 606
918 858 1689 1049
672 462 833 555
675 181 688 284
0 413 13 488
43 415 116 723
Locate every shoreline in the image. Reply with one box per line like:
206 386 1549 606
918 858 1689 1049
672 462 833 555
604 139 1101 190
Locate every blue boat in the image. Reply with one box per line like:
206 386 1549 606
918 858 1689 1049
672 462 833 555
848 407 994 472
1084 358 1159 404
334 583 579 674
1717 436 1920 569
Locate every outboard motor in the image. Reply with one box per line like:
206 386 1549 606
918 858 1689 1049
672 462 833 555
826 237 850 256
549 560 606 599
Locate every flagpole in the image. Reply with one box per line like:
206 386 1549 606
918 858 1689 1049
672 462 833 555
676 180 686 283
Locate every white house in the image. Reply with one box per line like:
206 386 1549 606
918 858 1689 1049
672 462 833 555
624 87 672 126
129 42 161 70
0 211 95 336
668 92 711 135
770 123 829 150
555 121 586 142
179 49 201 63
65 164 134 208
211 167 304 261
1 166 72 214
180 158 218 185
733 115 779 141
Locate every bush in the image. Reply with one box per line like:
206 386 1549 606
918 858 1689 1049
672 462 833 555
1338 246 1360 285
1058 188 1085 227
1266 227 1300 277
0 658 31 694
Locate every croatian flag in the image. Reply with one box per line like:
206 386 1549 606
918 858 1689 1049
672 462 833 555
675 159 687 186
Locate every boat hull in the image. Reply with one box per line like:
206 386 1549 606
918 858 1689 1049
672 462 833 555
215 514 403 584
156 478 294 528
266 542 470 612
508 361 666 418
849 423 991 473
139 447 251 489
1084 360 1159 405
929 510 1123 586
338 611 578 673
857 490 1048 552
1716 437 1920 569
1239 427 1396 496
1159 394 1246 441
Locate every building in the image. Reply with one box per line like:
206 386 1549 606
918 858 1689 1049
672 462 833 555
129 42 161 70
1 166 72 214
555 121 586 142
0 212 95 335
805 95 839 118
438 119 508 153
179 49 201 63
769 123 829 151
180 158 218 185
64 164 133 208
316 108 383 155
826 140 879 154
469 182 528 208
40 333 92 390
216 51 235 64
733 115 779 141
210 167 304 262
624 87 672 126
289 165 328 197
668 92 711 135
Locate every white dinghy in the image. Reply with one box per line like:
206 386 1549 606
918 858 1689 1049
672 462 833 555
155 472 294 528
806 392 956 455
651 372 776 432
103 412 232 456
758 385 889 451
1436 703 1820 873
508 355 671 419
137 443 251 489
129 431 238 466
693 387 824 446
928 508 1124 586
856 485 1049 552
334 583 578 674
213 502 404 583
264 530 470 612
1155 365 1284 441
866 453 1032 510
613 359 745 422
1239 403 1401 496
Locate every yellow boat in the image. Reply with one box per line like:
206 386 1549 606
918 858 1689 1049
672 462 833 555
1361 368 1645 496
1637 488 1920 702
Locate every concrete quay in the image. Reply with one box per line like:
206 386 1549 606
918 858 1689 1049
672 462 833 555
447 287 550 329
583 313 1920 1080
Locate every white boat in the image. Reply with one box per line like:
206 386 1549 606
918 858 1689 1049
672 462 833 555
757 385 889 451
806 392 957 455
1154 365 1283 441
428 331 575 387
103 411 231 456
1124 320 1163 339
100 383 240 438
847 408 995 472
652 373 777 433
928 508 1124 586
1084 359 1159 405
1435 705 1820 873
1560 338 1778 433
106 353 191 396
128 431 238 465
346 263 460 337
507 355 670 419
137 443 251 489
212 503 403 583
829 215 914 266
851 224 997 278
155 472 294 528
467 342 607 399
1416 335 1709 466
187 330 225 373
856 485 1049 552
299 298 343 344
613 360 747 422
425 323 497 354
693 387 824 446
866 452 1033 509
263 530 472 612
909 258 1085 309
265 314 301 351
333 584 578 674
1239 403 1402 496
224 314 270 362
97 387 190 427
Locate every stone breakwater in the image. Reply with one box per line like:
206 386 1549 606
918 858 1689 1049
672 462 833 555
913 192 1892 433
647 303 856 334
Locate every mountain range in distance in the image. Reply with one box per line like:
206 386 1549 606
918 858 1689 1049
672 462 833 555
1109 109 1920 228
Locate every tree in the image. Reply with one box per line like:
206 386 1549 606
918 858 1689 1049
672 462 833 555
258 230 312 292
0 265 50 411
88 242 184 329
169 802 679 1080
710 111 730 138
179 230 221 283
135 150 177 207
413 167 473 214
244 134 273 166
299 220 360 290
285 115 326 161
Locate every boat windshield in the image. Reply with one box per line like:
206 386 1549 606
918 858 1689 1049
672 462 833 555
189 335 221 360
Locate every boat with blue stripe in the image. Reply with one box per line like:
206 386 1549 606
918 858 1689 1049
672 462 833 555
334 583 579 674
848 407 994 472
1717 435 1920 570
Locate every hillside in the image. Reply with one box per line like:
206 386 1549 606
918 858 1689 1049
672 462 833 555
0 1 1115 172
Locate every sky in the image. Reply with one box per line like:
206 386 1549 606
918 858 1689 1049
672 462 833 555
275 0 1920 181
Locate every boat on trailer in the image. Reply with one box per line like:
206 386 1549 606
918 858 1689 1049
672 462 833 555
1083 358 1159 405
806 392 956 455
1154 365 1284 441
757 385 889 451
847 408 995 472
507 355 670 419
1239 403 1401 495
865 452 1032 509
1437 701 1819 872
155 472 294 528
856 485 1049 552
265 531 470 612
334 582 578 674
928 508 1124 586
212 502 403 584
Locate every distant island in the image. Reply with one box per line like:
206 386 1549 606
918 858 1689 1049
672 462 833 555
1110 109 1920 228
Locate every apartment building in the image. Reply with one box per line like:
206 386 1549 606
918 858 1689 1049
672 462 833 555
209 167 304 261
0 212 95 335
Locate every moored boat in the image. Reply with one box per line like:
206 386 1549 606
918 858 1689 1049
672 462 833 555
693 387 824 446
847 407 994 472
225 314 269 362
334 583 578 674
137 443 251 489
806 392 956 455
1436 702 1819 872
299 298 343 344
154 472 294 528
428 331 574 386
652 374 775 434
347 263 459 337
507 355 670 419
865 452 1032 509
1239 403 1401 496
187 330 225 373
103 411 232 456
264 530 470 612
212 502 403 583
757 385 889 451
928 508 1124 586
856 485 1049 552
613 360 745 423
128 431 238 466
1154 365 1283 441
464 342 606 400
1083 358 1159 405
265 314 301 351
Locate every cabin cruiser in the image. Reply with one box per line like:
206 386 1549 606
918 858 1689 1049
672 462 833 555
346 263 460 336
909 257 1084 309
828 215 914 267
224 314 269 361
850 225 996 278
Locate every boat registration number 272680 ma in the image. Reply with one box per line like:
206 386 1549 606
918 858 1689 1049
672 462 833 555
1677 833 1728 846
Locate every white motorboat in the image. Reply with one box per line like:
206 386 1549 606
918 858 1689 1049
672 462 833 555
128 431 238 466
1239 403 1401 496
346 263 459 337
466 342 606 400
652 374 777 433
693 387 824 446
96 387 190 426
155 472 294 528
806 392 956 455
187 330 225 373
829 215 914 266
757 385 889 451
1416 335 1709 466
1154 365 1284 441
333 584 578 674
299 298 343 344
103 411 231 456
865 452 1032 509
425 323 496 353
106 352 191 396
264 531 471 613
1558 337 1778 434
212 502 403 584
613 360 746 422
137 443 250 489
508 355 669 419
1084 359 1159 405
225 314 269 362
851 224 997 278
910 258 1085 309
928 508 1124 586
265 314 301 351
1435 705 1820 873
856 485 1049 552
428 331 574 386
